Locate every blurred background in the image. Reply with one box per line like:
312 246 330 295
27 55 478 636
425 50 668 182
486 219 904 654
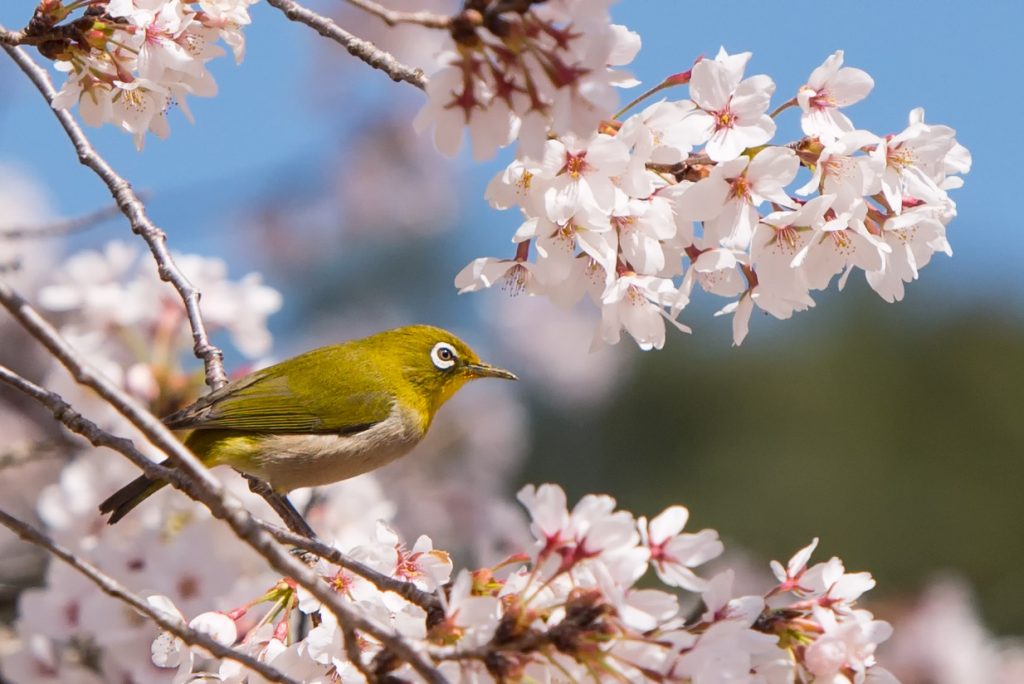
1 0 1022 675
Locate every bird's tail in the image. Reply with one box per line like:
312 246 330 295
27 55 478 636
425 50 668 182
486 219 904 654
98 469 169 525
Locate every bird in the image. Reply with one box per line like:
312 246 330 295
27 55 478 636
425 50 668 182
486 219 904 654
99 325 516 524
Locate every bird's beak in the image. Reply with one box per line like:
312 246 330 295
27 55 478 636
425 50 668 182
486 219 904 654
465 362 518 381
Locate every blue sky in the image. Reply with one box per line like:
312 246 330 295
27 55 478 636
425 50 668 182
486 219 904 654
0 1 1020 315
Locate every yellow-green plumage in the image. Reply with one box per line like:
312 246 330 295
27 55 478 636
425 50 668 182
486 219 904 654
99 325 515 524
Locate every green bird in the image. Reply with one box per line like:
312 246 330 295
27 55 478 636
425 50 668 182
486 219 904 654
99 325 516 524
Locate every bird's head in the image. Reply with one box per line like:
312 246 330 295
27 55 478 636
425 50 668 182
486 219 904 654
377 325 517 416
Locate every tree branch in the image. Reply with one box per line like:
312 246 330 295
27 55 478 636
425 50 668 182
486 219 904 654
344 0 451 28
0 278 446 683
265 0 427 90
1 40 229 392
341 619 377 681
0 363 183 487
0 507 301 684
0 198 130 240
257 520 442 613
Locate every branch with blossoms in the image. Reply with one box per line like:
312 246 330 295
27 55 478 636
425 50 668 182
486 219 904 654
3 41 231 391
0 508 301 684
119 484 896 682
0 275 448 681
408 4 971 349
0 0 976 682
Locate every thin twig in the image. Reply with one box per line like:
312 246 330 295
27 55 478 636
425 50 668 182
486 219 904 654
0 198 132 240
258 520 442 613
344 0 450 28
264 0 427 90
0 279 446 683
1 40 229 391
0 507 301 684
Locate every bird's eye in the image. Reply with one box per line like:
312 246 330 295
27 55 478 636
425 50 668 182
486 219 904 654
430 342 457 370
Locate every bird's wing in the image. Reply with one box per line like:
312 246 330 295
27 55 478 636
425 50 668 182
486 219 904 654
162 349 393 434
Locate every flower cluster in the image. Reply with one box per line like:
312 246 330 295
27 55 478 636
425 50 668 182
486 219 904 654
444 46 970 348
46 0 257 149
142 484 895 683
414 0 640 160
0 443 400 684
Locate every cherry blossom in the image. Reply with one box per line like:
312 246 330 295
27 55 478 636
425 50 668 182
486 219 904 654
598 273 689 351
416 2 640 160
640 505 724 591
798 50 875 141
49 0 258 148
683 48 777 162
805 607 895 683
456 43 969 347
865 204 952 303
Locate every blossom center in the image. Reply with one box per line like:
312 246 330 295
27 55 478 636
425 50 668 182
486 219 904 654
887 146 915 169
829 231 853 254
563 152 588 179
730 175 751 201
516 170 534 195
714 108 736 131
774 226 802 254
809 89 835 111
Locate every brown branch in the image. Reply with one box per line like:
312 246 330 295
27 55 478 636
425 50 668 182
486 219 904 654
1 40 229 392
0 364 179 480
0 507 301 684
0 198 132 240
344 0 450 28
264 0 427 90
257 520 442 613
341 619 377 681
0 362 182 486
0 279 446 683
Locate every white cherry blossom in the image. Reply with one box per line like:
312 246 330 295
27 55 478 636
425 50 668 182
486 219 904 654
797 130 885 211
882 107 969 212
640 505 723 591
791 200 889 291
805 607 894 683
598 273 689 350
865 204 952 303
750 195 834 318
678 146 799 249
683 48 777 162
798 51 875 141
540 133 630 223
454 256 537 296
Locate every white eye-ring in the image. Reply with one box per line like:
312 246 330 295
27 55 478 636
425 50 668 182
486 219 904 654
430 342 457 370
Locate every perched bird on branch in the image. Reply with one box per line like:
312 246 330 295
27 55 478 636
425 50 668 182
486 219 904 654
100 325 516 523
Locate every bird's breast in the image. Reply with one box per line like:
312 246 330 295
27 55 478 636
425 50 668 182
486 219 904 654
239 403 425 491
